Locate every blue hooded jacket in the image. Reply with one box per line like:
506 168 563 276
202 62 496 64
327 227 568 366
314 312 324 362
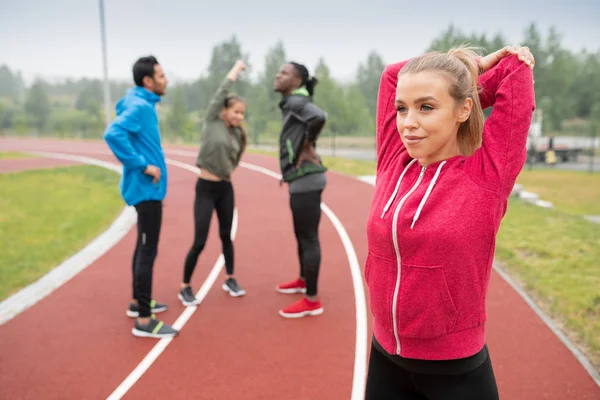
104 86 167 206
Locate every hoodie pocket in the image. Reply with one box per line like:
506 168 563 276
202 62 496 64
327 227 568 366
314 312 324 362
364 252 396 331
396 264 458 339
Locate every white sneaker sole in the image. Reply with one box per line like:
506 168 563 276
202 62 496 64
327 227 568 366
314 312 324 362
222 284 246 297
178 293 200 307
275 287 307 294
279 307 324 319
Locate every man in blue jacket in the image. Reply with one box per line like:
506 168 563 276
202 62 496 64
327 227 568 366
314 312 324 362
104 55 178 338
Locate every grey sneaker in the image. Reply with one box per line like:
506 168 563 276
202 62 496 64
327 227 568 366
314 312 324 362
222 277 246 297
178 286 200 306
126 299 168 318
132 316 178 338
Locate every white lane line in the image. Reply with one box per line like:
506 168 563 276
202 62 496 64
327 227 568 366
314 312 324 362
0 151 137 326
106 159 238 400
238 160 368 400
165 151 369 399
5 145 369 398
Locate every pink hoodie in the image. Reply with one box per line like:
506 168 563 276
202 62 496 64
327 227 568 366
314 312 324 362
365 55 535 360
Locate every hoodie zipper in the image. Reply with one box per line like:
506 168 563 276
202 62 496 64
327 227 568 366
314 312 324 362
390 165 426 355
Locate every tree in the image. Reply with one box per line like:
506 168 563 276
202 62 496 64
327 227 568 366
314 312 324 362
0 65 25 100
24 79 50 133
75 80 103 121
260 40 287 103
356 50 385 125
313 58 372 136
205 35 251 98
166 85 193 141
246 40 287 143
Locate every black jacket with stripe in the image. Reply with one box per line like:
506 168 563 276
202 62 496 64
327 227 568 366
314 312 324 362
278 93 327 183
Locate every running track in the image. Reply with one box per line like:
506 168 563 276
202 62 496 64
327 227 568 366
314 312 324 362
0 138 598 400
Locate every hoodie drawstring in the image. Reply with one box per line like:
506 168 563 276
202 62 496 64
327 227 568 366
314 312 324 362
381 159 418 219
410 161 446 229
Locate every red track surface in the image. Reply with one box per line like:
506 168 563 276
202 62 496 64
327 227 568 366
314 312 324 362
0 138 598 400
0 155 81 173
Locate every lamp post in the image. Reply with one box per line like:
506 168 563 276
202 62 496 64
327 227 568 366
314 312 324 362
99 0 111 127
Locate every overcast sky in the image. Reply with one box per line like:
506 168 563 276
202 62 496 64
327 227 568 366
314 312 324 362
1 0 599 84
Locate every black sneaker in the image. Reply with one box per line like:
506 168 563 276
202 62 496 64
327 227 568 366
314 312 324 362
222 277 246 297
126 300 168 318
178 286 200 306
132 316 178 338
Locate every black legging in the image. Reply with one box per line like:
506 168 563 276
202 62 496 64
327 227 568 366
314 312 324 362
183 178 235 283
290 190 322 297
365 342 499 400
132 200 162 318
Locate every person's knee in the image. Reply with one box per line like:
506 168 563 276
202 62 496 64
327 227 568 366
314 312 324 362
136 249 158 269
219 230 232 244
302 245 321 267
301 235 319 250
191 240 206 254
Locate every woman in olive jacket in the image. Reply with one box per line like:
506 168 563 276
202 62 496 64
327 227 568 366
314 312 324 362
179 60 248 305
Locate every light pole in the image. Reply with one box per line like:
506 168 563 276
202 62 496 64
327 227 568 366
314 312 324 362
99 0 111 127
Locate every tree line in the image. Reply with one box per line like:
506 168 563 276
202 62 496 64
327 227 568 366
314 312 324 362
1 22 598 144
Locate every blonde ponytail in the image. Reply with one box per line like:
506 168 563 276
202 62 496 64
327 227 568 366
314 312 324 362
447 46 484 156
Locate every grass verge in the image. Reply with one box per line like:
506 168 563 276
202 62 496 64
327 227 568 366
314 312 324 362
496 200 600 368
0 165 123 301
516 169 600 216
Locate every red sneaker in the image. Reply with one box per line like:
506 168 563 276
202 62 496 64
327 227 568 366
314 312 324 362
276 278 306 294
279 297 324 318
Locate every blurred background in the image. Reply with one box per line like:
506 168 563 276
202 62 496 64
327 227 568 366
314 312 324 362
0 0 598 169
1 0 599 376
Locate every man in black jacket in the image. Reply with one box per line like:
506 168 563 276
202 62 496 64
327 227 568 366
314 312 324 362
273 62 328 318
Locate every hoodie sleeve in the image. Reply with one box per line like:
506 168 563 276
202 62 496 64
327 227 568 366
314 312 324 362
376 61 410 174
466 54 536 197
103 104 148 171
301 102 326 141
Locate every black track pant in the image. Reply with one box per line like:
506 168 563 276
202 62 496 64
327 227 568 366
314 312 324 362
131 200 162 318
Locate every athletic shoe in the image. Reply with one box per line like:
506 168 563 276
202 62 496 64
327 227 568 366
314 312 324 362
126 299 168 318
276 278 307 294
279 297 324 319
222 277 246 297
132 316 178 338
178 286 200 306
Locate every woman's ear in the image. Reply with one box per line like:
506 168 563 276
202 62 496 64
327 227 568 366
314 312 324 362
457 97 473 123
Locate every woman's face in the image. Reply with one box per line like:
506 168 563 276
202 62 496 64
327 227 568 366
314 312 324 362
395 71 472 166
222 101 246 128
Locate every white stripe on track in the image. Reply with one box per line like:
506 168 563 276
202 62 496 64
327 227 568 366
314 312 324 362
106 159 239 400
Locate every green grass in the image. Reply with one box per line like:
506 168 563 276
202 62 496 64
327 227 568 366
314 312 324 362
0 151 31 159
0 165 123 301
497 200 600 367
516 169 600 215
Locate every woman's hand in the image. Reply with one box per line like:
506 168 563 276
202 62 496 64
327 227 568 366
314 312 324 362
233 59 246 72
479 45 535 74
227 60 247 81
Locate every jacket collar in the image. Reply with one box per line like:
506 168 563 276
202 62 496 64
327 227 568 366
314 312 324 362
279 86 311 110
131 86 162 104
